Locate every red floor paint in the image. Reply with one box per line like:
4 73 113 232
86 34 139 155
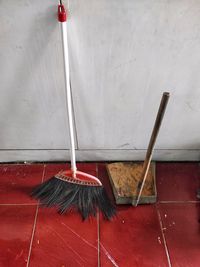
156 163 200 201
98 163 169 267
0 164 44 204
0 162 200 267
42 163 70 182
0 205 37 267
158 203 200 267
29 208 98 267
99 206 169 267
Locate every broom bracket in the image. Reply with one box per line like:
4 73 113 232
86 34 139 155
58 1 67 22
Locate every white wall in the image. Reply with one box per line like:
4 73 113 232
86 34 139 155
1 0 200 162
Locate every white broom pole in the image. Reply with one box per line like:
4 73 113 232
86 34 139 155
59 4 77 174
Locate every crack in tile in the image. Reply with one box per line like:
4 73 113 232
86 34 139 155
100 243 119 267
14 249 24 261
61 222 97 250
48 226 86 266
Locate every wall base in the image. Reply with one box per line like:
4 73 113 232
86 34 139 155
0 149 199 162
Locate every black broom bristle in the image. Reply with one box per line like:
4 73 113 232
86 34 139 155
31 177 116 220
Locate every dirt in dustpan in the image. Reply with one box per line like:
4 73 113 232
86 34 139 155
107 162 157 205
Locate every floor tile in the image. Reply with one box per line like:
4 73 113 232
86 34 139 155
76 162 97 177
0 205 37 267
158 203 200 267
2 162 200 267
156 163 200 201
0 164 44 204
43 163 70 181
100 205 169 267
98 164 168 267
29 163 99 267
29 209 98 267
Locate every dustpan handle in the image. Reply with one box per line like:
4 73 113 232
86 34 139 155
134 92 170 206
58 2 77 173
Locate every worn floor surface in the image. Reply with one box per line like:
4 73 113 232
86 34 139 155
0 162 199 267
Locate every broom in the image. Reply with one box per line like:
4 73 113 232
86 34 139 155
31 0 115 220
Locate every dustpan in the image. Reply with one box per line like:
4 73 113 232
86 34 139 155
107 92 170 206
107 161 156 205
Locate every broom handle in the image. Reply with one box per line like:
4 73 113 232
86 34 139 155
59 3 77 174
134 92 170 206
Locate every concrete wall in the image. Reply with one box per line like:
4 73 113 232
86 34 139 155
1 0 200 162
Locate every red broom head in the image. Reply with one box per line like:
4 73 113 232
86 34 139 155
31 169 116 220
55 170 102 187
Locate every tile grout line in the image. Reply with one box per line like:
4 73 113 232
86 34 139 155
26 204 39 267
97 210 100 267
26 164 46 267
96 163 101 267
156 205 172 267
159 200 200 204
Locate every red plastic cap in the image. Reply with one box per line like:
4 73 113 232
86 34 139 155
58 4 67 22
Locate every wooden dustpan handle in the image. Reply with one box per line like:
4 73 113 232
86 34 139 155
134 92 170 206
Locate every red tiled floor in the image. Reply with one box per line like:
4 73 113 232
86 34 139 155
158 203 200 267
0 205 37 267
43 163 70 181
156 163 200 201
29 209 98 267
0 164 44 204
76 162 97 177
98 163 169 267
1 162 200 267
99 205 169 267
